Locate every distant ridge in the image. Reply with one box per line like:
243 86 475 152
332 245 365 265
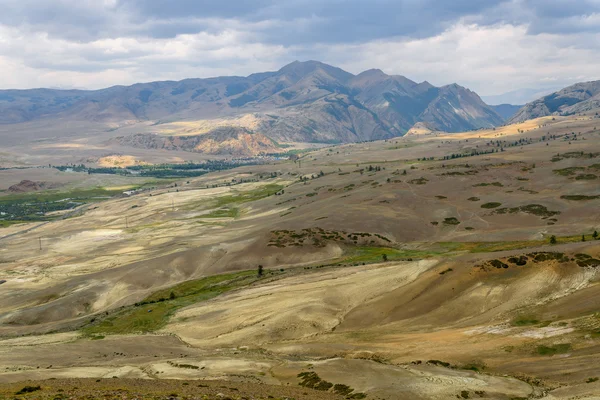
0 61 504 150
509 80 600 123
491 104 523 121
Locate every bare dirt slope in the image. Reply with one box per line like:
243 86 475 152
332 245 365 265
1 111 600 398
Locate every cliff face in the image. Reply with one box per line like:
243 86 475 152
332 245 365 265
112 127 279 157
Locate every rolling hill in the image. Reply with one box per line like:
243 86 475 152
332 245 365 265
1 112 600 398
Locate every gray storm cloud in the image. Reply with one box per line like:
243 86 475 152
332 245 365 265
0 0 599 101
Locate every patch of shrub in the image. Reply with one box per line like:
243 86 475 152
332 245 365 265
494 204 560 218
574 253 600 267
168 361 200 370
536 343 571 356
553 167 585 176
408 177 428 185
473 182 503 187
560 195 600 201
16 386 41 395
511 316 540 326
443 217 460 225
481 202 501 209
297 372 333 391
461 363 485 372
467 197 480 201
489 259 509 269
441 171 465 176
427 360 451 367
315 381 333 391
528 252 568 263
575 174 598 180
332 384 354 396
507 256 528 266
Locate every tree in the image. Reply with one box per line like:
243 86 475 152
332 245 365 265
593 230 598 240
169 291 176 300
257 265 264 277
582 235 586 242
549 235 557 245
382 254 388 262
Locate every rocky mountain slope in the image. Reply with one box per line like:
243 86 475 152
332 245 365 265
0 61 503 153
509 80 600 123
111 127 279 156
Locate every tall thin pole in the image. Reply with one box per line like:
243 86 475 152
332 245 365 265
39 237 42 251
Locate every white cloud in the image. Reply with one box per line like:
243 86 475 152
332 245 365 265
1 16 600 103
0 23 290 88
325 23 600 96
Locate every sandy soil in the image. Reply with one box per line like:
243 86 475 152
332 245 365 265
1 112 600 398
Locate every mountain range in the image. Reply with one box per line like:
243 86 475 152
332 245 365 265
509 80 600 123
481 87 561 106
0 61 505 154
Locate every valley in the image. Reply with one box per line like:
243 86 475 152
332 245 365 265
1 101 600 399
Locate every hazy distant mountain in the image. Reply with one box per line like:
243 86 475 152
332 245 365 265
509 80 600 124
0 61 503 152
482 87 561 106
491 104 523 121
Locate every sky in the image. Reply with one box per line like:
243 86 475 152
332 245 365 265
1 0 599 103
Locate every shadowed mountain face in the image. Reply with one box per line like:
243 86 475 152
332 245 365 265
509 80 600 123
0 61 503 146
490 104 523 121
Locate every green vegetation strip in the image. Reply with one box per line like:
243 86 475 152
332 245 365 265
439 235 585 253
214 184 283 207
81 231 589 336
560 195 600 201
0 186 147 224
81 271 259 336
199 207 240 218
536 343 571 356
327 233 591 267
333 246 452 265
0 220 29 228
0 187 130 204
481 202 502 209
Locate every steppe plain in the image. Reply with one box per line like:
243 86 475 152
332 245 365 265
1 112 600 399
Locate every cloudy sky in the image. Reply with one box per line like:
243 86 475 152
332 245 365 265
1 0 599 102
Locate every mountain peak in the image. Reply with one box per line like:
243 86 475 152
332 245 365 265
277 60 353 83
0 60 502 136
279 60 332 74
358 68 388 77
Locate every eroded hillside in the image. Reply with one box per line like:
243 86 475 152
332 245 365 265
1 111 600 399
